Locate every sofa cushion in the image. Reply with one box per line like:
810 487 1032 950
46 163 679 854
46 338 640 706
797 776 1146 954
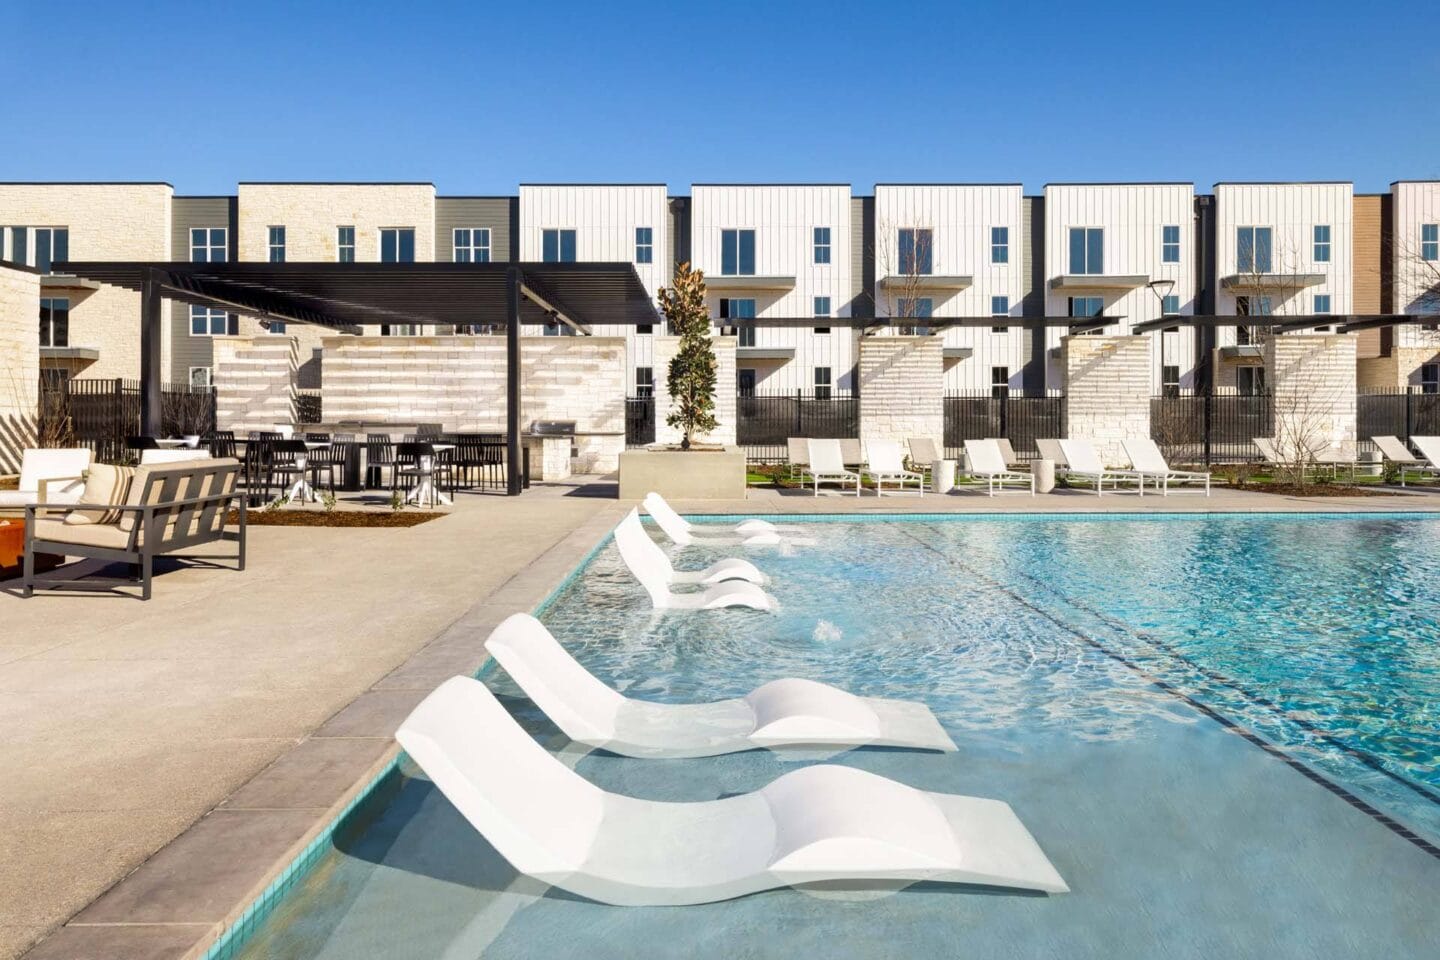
64 464 137 525
31 517 131 550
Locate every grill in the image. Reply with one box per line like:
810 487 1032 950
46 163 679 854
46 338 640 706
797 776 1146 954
530 420 576 437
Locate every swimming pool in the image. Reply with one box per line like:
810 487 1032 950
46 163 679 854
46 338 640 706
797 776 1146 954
228 514 1440 959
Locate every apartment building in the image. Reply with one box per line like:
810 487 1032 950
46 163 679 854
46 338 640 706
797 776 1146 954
1372 180 1440 390
1042 183 1198 393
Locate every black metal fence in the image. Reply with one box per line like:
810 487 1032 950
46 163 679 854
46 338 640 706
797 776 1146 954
296 390 322 424
39 378 216 464
1150 392 1272 464
1357 388 1440 449
943 392 1063 460
737 392 859 461
625 396 655 446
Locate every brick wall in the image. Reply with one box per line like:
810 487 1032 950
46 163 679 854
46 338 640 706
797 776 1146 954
651 334 738 446
858 336 943 446
0 266 41 472
1265 334 1358 460
320 336 627 472
1062 335 1152 464
212 337 299 435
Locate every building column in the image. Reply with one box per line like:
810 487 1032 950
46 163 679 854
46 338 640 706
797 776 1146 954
140 268 164 436
1061 334 1152 464
506 266 522 495
212 336 298 435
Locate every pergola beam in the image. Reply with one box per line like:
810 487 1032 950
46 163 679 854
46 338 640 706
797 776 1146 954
519 272 592 335
1130 313 1420 335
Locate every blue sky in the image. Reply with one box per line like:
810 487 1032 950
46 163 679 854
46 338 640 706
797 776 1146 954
3 0 1437 195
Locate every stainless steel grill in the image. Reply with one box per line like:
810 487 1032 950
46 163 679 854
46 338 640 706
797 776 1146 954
531 420 576 437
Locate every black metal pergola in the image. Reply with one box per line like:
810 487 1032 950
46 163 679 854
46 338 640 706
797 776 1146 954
1129 313 1420 335
53 261 661 494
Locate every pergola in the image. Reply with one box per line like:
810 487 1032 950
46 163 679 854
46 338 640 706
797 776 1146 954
53 261 661 494
1129 313 1421 335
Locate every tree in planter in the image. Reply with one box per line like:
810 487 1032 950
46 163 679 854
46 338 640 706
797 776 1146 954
658 262 717 449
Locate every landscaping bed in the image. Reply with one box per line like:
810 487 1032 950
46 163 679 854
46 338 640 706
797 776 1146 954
225 509 444 528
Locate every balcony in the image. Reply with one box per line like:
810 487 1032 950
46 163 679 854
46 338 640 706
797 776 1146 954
1219 273 1327 292
735 346 795 362
1048 274 1149 292
878 275 973 292
705 275 796 292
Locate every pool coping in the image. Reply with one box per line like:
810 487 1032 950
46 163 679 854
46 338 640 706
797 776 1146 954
25 504 1440 959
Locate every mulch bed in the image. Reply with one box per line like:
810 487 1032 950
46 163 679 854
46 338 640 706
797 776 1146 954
225 509 444 527
1230 483 1394 497
0 478 17 490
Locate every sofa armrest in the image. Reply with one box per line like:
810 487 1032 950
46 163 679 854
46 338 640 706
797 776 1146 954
36 475 85 505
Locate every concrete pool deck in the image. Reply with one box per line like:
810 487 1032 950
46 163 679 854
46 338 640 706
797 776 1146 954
9 479 1440 959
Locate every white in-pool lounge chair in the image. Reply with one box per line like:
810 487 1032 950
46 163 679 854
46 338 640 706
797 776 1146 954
617 509 766 586
484 613 957 757
642 491 785 547
1057 439 1143 496
862 439 925 496
963 440 1035 497
396 675 1069 905
1374 435 1436 486
1121 437 1210 496
808 438 861 496
616 510 774 610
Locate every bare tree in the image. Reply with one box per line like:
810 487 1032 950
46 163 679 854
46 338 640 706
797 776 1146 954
873 220 935 334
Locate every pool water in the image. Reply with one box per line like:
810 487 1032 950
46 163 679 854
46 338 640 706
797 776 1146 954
232 515 1440 959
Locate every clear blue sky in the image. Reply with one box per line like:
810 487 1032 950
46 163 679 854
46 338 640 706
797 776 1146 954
3 0 1437 195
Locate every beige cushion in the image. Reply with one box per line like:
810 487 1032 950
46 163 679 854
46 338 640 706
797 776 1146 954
64 464 136 525
119 459 242 534
32 518 131 550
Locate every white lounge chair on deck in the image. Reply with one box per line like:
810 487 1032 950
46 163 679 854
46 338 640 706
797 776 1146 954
807 439 861 496
616 511 774 610
862 439 924 496
396 675 1069 905
1057 439 1143 496
0 448 91 510
989 438 1023 469
1035 438 1068 473
484 613 957 757
642 491 786 547
907 437 942 473
1409 437 1440 484
786 437 811 482
963 440 1035 497
1121 437 1210 496
1372 436 1429 485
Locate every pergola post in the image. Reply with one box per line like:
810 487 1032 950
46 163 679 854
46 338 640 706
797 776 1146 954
140 268 164 436
505 266 523 496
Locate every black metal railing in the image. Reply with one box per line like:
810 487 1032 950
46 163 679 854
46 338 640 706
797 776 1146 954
943 392 1063 460
1150 391 1272 465
625 396 655 446
296 390 322 424
737 391 859 462
39 378 216 464
1357 388 1440 450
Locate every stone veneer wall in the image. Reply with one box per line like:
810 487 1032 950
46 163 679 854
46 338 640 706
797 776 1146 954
0 265 41 473
1062 335 1152 464
1358 346 1440 390
320 336 627 473
212 337 299 435
857 336 943 446
1265 334 1358 460
650 335 738 446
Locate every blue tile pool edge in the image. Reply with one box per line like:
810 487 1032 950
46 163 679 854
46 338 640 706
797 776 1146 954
197 530 616 960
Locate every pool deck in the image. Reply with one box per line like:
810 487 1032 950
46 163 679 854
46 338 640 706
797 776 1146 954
8 479 1440 959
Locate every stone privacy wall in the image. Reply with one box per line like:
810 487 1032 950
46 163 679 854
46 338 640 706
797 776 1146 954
1062 335 1152 464
651 334 738 446
857 336 944 446
212 336 299 435
321 336 627 473
0 265 41 473
1265 334 1358 461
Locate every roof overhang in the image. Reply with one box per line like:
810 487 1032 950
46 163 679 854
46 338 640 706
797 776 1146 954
735 347 796 362
1218 345 1264 361
1219 273 1327 292
41 274 102 293
878 274 973 292
1049 274 1150 292
942 347 974 360
39 346 101 362
704 275 797 292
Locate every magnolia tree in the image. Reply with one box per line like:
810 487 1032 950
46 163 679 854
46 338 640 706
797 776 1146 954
658 262 718 449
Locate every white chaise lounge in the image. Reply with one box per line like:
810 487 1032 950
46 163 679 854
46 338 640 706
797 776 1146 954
1410 437 1440 484
1372 436 1430 485
615 510 774 610
0 448 91 511
484 613 957 757
862 439 925 496
1035 438 1068 474
963 439 1035 497
396 675 1069 905
1121 437 1210 496
642 491 788 547
808 438 861 496
1057 439 1143 496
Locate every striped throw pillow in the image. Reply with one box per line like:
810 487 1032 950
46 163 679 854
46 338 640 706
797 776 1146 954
64 464 136 525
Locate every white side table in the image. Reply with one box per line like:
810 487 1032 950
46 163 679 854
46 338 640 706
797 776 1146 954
932 459 957 494
1033 458 1056 494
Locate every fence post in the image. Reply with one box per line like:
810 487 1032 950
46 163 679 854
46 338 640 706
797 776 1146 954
1405 386 1414 442
795 389 802 437
999 392 1009 437
1202 390 1213 466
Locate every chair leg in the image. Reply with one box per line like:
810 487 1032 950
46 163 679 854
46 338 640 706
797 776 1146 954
141 551 153 601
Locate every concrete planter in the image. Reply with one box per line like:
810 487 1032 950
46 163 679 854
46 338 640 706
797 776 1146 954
618 446 747 500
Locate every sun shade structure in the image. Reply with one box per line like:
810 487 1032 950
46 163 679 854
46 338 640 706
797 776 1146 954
395 675 1068 904
52 261 661 495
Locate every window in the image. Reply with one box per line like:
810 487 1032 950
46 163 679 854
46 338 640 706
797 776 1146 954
4 226 27 265
542 228 577 263
738 369 757 396
189 305 230 336
634 366 654 398
1313 294 1331 314
898 228 933 275
991 226 1009 264
813 366 832 400
1161 365 1180 398
990 366 1010 400
990 295 1010 333
382 323 420 336
541 321 575 337
40 368 68 393
189 367 213 389
1162 294 1180 316
813 227 831 264
1237 366 1266 396
267 226 286 263
34 228 68 272
1162 225 1180 264
380 228 415 263
453 228 490 263
38 298 68 348
1068 296 1103 317
1235 295 1272 346
896 297 932 336
1421 363 1439 394
266 320 287 334
737 324 756 347
719 298 756 320
720 229 755 275
1313 224 1331 263
813 296 831 334
1237 226 1273 273
1068 227 1104 274
191 227 226 262
635 227 653 264
337 226 355 263
1423 224 1439 262
636 323 653 335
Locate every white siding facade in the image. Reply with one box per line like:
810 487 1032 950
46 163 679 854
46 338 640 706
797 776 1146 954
1390 181 1440 347
1042 183 1198 392
690 185 854 394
